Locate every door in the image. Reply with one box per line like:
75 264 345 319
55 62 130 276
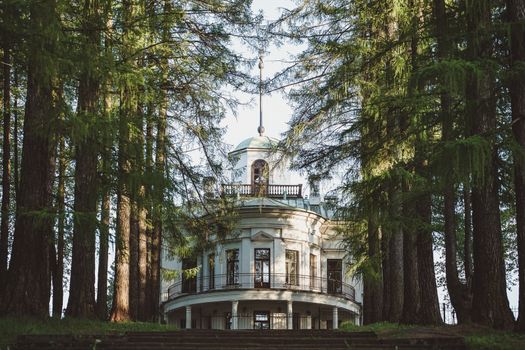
254 311 270 329
327 259 342 294
254 248 270 288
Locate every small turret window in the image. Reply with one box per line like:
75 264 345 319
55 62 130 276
251 159 269 186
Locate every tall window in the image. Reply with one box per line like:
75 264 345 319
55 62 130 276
226 249 239 285
251 159 269 195
286 250 299 286
254 248 270 288
327 259 342 294
181 258 197 293
310 254 317 289
208 254 215 290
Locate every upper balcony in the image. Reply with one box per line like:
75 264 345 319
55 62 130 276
165 272 355 303
221 184 303 199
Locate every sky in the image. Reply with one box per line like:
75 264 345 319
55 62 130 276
222 0 297 149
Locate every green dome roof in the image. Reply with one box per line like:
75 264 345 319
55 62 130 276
232 135 279 152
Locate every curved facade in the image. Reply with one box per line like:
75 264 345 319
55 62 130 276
160 136 362 330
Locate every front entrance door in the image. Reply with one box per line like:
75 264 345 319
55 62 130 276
254 248 270 288
254 311 270 329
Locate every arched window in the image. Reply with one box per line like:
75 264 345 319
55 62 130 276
251 159 269 186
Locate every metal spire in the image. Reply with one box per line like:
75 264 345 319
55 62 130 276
257 54 265 136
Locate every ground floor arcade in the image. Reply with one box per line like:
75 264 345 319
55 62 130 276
165 300 359 330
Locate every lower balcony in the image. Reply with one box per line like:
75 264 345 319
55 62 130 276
166 273 356 302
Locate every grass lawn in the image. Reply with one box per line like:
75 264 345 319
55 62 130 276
0 317 177 348
2 318 525 349
341 322 525 350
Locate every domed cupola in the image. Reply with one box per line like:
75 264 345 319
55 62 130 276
222 55 301 198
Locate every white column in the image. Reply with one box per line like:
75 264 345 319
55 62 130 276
287 300 293 330
185 306 192 329
232 300 239 330
332 307 338 329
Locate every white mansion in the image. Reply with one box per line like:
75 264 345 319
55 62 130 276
160 134 363 330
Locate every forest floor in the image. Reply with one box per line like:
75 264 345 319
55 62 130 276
341 322 525 350
1 317 524 349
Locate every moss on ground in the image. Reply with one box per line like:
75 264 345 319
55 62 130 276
2 318 525 350
341 321 525 350
0 317 177 348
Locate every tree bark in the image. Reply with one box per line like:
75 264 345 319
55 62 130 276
129 201 139 320
466 0 514 329
95 139 111 320
110 85 134 321
507 0 525 332
110 0 140 323
416 192 442 324
0 21 11 290
149 81 167 322
363 206 383 324
386 187 404 323
95 0 113 321
66 0 102 318
143 102 154 321
147 0 169 321
0 0 58 316
401 204 419 324
138 196 148 321
433 0 472 323
381 231 392 322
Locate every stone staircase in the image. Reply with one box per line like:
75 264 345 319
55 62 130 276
13 329 466 350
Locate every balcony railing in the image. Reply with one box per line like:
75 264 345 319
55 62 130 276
167 273 355 302
221 184 302 198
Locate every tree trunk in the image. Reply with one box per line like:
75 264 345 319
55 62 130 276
110 0 140 323
95 0 113 321
111 90 133 321
66 0 102 318
149 84 167 322
386 188 404 323
363 206 383 324
381 233 391 321
95 144 111 320
143 102 154 321
0 0 58 316
401 207 419 324
433 0 472 323
416 193 442 324
129 200 139 320
466 0 514 329
507 0 525 332
148 1 169 321
52 136 66 318
0 25 11 290
138 197 148 321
